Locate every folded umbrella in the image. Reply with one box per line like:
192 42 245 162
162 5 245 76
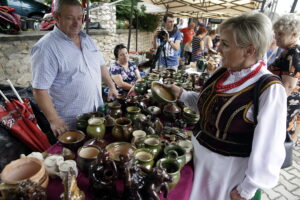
0 81 51 152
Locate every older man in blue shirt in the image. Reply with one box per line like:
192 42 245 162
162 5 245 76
31 0 118 137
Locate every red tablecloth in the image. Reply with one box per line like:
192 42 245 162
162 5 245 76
46 144 193 200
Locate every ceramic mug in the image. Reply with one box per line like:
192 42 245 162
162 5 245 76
177 140 193 164
58 160 78 181
131 130 146 148
76 145 100 174
164 144 186 169
133 148 154 170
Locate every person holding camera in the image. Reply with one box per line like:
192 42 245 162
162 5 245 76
153 14 182 71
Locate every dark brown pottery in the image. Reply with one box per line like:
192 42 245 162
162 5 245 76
163 103 181 121
76 145 100 174
58 130 85 152
107 102 122 119
112 117 134 142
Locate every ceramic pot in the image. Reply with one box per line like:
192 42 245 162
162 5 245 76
112 117 134 142
177 140 193 164
105 142 136 162
44 155 64 177
107 102 122 119
134 81 148 95
1 157 49 188
76 145 101 175
133 148 154 171
131 130 147 148
126 106 141 122
76 112 101 132
156 158 181 191
58 160 78 181
151 81 177 103
86 117 106 139
58 130 85 152
164 144 186 169
143 135 162 159
84 138 108 149
163 103 181 121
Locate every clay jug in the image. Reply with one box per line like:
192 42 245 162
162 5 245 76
112 117 134 142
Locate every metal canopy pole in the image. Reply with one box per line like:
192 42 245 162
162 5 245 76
127 0 134 51
135 10 138 52
290 0 298 13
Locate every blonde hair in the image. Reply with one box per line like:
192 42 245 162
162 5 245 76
219 11 272 59
273 14 300 38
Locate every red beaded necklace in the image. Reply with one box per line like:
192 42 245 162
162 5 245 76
215 61 265 93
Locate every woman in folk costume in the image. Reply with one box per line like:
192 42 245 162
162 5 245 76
166 12 287 200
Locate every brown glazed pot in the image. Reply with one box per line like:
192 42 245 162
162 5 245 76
107 102 122 119
112 117 134 142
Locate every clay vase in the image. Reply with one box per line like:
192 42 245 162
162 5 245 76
133 148 154 171
134 81 148 95
143 135 162 159
86 117 106 139
131 130 147 148
112 117 134 142
107 102 122 119
126 106 141 122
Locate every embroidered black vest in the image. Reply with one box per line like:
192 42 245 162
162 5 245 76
196 68 282 157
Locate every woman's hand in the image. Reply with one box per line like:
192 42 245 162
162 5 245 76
164 84 183 99
230 188 249 200
108 87 119 101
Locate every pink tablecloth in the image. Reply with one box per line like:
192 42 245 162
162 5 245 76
46 144 194 200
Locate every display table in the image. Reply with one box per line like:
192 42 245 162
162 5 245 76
46 143 193 200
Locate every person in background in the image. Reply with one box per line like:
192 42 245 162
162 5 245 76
266 37 283 67
204 29 218 55
109 44 142 94
180 22 195 59
268 14 300 143
153 13 182 71
191 27 207 62
31 0 118 137
166 11 286 200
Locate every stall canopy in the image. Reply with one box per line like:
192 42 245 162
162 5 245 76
140 0 262 19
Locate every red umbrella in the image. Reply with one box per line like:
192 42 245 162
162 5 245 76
0 84 50 152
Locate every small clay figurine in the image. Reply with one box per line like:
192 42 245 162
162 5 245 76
89 150 118 200
123 162 150 200
142 166 172 200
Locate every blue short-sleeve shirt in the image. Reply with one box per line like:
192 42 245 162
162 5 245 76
31 26 105 128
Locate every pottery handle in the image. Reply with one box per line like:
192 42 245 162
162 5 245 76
167 150 178 159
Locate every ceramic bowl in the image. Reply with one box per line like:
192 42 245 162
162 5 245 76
151 81 177 103
147 106 161 116
105 142 136 162
183 107 199 118
1 157 49 188
58 130 86 152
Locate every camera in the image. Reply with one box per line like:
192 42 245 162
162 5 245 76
157 29 168 42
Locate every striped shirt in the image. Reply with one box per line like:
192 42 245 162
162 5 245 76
31 26 105 129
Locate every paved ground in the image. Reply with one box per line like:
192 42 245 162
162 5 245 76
262 137 300 200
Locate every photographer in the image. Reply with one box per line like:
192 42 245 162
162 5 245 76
153 14 182 71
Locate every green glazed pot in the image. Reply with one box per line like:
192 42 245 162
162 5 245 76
133 148 154 171
143 135 161 159
156 157 181 191
134 81 148 95
86 117 106 139
164 144 186 169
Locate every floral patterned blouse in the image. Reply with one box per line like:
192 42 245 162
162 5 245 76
109 61 138 92
268 45 300 138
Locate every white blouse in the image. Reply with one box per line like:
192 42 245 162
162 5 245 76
181 62 287 200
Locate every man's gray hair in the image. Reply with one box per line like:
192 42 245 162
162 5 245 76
273 14 300 38
54 0 82 15
219 11 272 59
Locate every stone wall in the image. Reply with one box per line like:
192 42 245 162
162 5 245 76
0 3 155 87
